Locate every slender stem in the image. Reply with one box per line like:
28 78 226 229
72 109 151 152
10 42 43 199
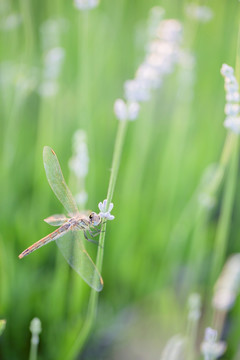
65 120 128 359
29 340 38 360
105 120 128 207
210 15 240 285
20 0 35 63
186 317 199 360
210 134 238 285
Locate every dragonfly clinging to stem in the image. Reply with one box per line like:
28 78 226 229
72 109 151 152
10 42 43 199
19 146 105 291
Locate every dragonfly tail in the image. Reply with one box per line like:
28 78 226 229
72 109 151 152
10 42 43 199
18 227 67 259
19 237 52 259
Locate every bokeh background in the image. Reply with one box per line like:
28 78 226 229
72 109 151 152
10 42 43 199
1 0 240 359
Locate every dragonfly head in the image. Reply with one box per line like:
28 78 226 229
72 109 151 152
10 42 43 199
89 212 101 226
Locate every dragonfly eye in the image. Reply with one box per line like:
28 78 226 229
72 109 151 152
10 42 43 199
89 212 101 226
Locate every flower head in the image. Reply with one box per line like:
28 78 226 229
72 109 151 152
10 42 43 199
30 317 42 335
74 0 99 10
98 199 115 220
220 64 234 77
114 99 140 121
213 254 240 311
114 8 183 123
221 64 240 134
201 327 226 360
186 4 213 23
124 79 150 102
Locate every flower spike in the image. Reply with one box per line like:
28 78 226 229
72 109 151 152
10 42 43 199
98 199 115 220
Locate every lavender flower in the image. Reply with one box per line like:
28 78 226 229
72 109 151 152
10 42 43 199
114 8 183 123
213 254 240 311
114 99 140 121
186 4 214 23
98 199 115 220
74 0 99 10
221 64 240 133
201 328 226 360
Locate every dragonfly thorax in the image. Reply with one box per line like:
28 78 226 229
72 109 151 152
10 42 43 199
68 212 101 230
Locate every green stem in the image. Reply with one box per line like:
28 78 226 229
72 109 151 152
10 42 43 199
20 0 35 63
65 120 128 359
29 336 39 360
186 316 199 360
210 134 238 285
210 15 240 285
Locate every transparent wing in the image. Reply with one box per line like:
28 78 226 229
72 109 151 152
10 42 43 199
44 214 68 226
43 146 78 216
56 232 103 292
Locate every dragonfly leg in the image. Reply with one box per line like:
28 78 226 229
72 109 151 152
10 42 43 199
89 223 106 236
89 228 102 237
83 231 99 245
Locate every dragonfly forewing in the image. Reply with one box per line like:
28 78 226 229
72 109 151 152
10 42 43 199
56 231 103 292
43 146 79 216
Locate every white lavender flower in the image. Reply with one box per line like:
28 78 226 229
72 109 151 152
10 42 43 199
148 40 176 57
30 318 41 335
186 4 213 23
224 103 240 116
135 63 162 89
201 328 226 360
145 52 176 75
74 0 99 10
220 64 234 77
124 79 151 102
221 64 240 133
114 99 140 121
224 116 240 133
213 254 240 311
156 19 182 42
226 91 240 102
114 8 183 122
30 317 42 345
98 199 115 220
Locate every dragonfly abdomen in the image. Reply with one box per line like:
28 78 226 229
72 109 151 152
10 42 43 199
18 225 69 259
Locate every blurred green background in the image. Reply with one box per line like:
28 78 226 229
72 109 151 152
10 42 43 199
1 0 240 359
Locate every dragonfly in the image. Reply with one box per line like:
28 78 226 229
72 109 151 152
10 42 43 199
18 146 103 291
